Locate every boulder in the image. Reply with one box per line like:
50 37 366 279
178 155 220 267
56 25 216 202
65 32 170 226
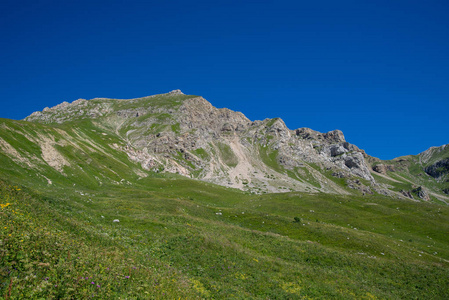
168 89 184 95
330 144 346 157
221 123 234 132
323 130 345 143
412 186 431 201
373 164 387 174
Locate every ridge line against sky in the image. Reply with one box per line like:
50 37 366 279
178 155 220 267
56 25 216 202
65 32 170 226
1 0 448 160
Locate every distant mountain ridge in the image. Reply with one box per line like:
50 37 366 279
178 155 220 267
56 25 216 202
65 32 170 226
0 90 447 203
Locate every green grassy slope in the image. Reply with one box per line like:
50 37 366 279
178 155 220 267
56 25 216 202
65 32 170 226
0 117 143 191
2 173 449 298
369 147 449 203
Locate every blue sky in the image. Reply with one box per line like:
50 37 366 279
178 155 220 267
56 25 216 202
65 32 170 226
1 0 448 160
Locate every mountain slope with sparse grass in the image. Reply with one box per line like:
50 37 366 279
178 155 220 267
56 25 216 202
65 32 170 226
1 90 449 299
2 174 449 299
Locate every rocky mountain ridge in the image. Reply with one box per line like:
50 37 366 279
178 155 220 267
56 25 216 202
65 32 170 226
2 90 446 202
24 90 376 194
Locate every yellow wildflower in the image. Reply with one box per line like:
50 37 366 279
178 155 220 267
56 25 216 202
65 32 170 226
281 282 302 295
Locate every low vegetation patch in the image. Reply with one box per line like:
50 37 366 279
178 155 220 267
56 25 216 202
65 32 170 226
216 142 238 168
1 175 448 299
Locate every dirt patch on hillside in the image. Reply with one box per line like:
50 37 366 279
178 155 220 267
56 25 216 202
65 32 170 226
35 134 70 172
40 141 69 172
0 137 35 168
227 136 255 189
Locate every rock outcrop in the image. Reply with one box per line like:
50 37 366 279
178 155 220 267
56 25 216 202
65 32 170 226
20 90 396 194
372 164 395 174
15 90 449 200
424 158 449 180
412 186 431 201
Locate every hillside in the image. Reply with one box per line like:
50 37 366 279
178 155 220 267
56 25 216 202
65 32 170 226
369 144 449 204
1 90 449 298
18 90 449 202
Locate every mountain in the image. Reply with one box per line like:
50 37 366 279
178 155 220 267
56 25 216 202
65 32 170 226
370 144 449 204
3 89 443 203
1 90 449 299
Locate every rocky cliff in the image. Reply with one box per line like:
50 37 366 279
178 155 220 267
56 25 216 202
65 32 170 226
23 90 379 194
11 89 447 202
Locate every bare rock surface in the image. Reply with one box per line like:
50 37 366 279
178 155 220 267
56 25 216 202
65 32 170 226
411 186 431 201
21 90 392 194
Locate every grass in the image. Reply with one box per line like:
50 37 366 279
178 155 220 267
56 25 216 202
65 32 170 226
259 145 283 173
216 142 238 168
0 181 197 299
1 168 449 299
171 123 181 134
265 118 279 128
112 94 197 111
192 148 210 160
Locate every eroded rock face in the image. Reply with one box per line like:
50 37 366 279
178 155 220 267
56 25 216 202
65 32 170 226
419 144 449 164
317 143 374 181
25 90 376 193
25 98 114 124
373 164 387 174
413 186 431 201
425 158 449 179
168 89 184 95
323 130 346 143
372 164 396 174
329 145 346 157
344 153 373 181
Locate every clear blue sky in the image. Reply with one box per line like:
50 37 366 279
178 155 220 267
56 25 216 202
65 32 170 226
1 0 448 160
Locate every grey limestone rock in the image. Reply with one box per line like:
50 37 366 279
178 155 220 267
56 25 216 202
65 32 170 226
323 130 346 143
24 90 379 194
373 164 387 174
168 89 184 95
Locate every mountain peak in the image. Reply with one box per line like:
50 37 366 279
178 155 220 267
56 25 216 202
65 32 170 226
168 89 184 95
16 91 448 199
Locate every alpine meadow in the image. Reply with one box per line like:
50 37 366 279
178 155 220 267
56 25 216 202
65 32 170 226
0 90 448 299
